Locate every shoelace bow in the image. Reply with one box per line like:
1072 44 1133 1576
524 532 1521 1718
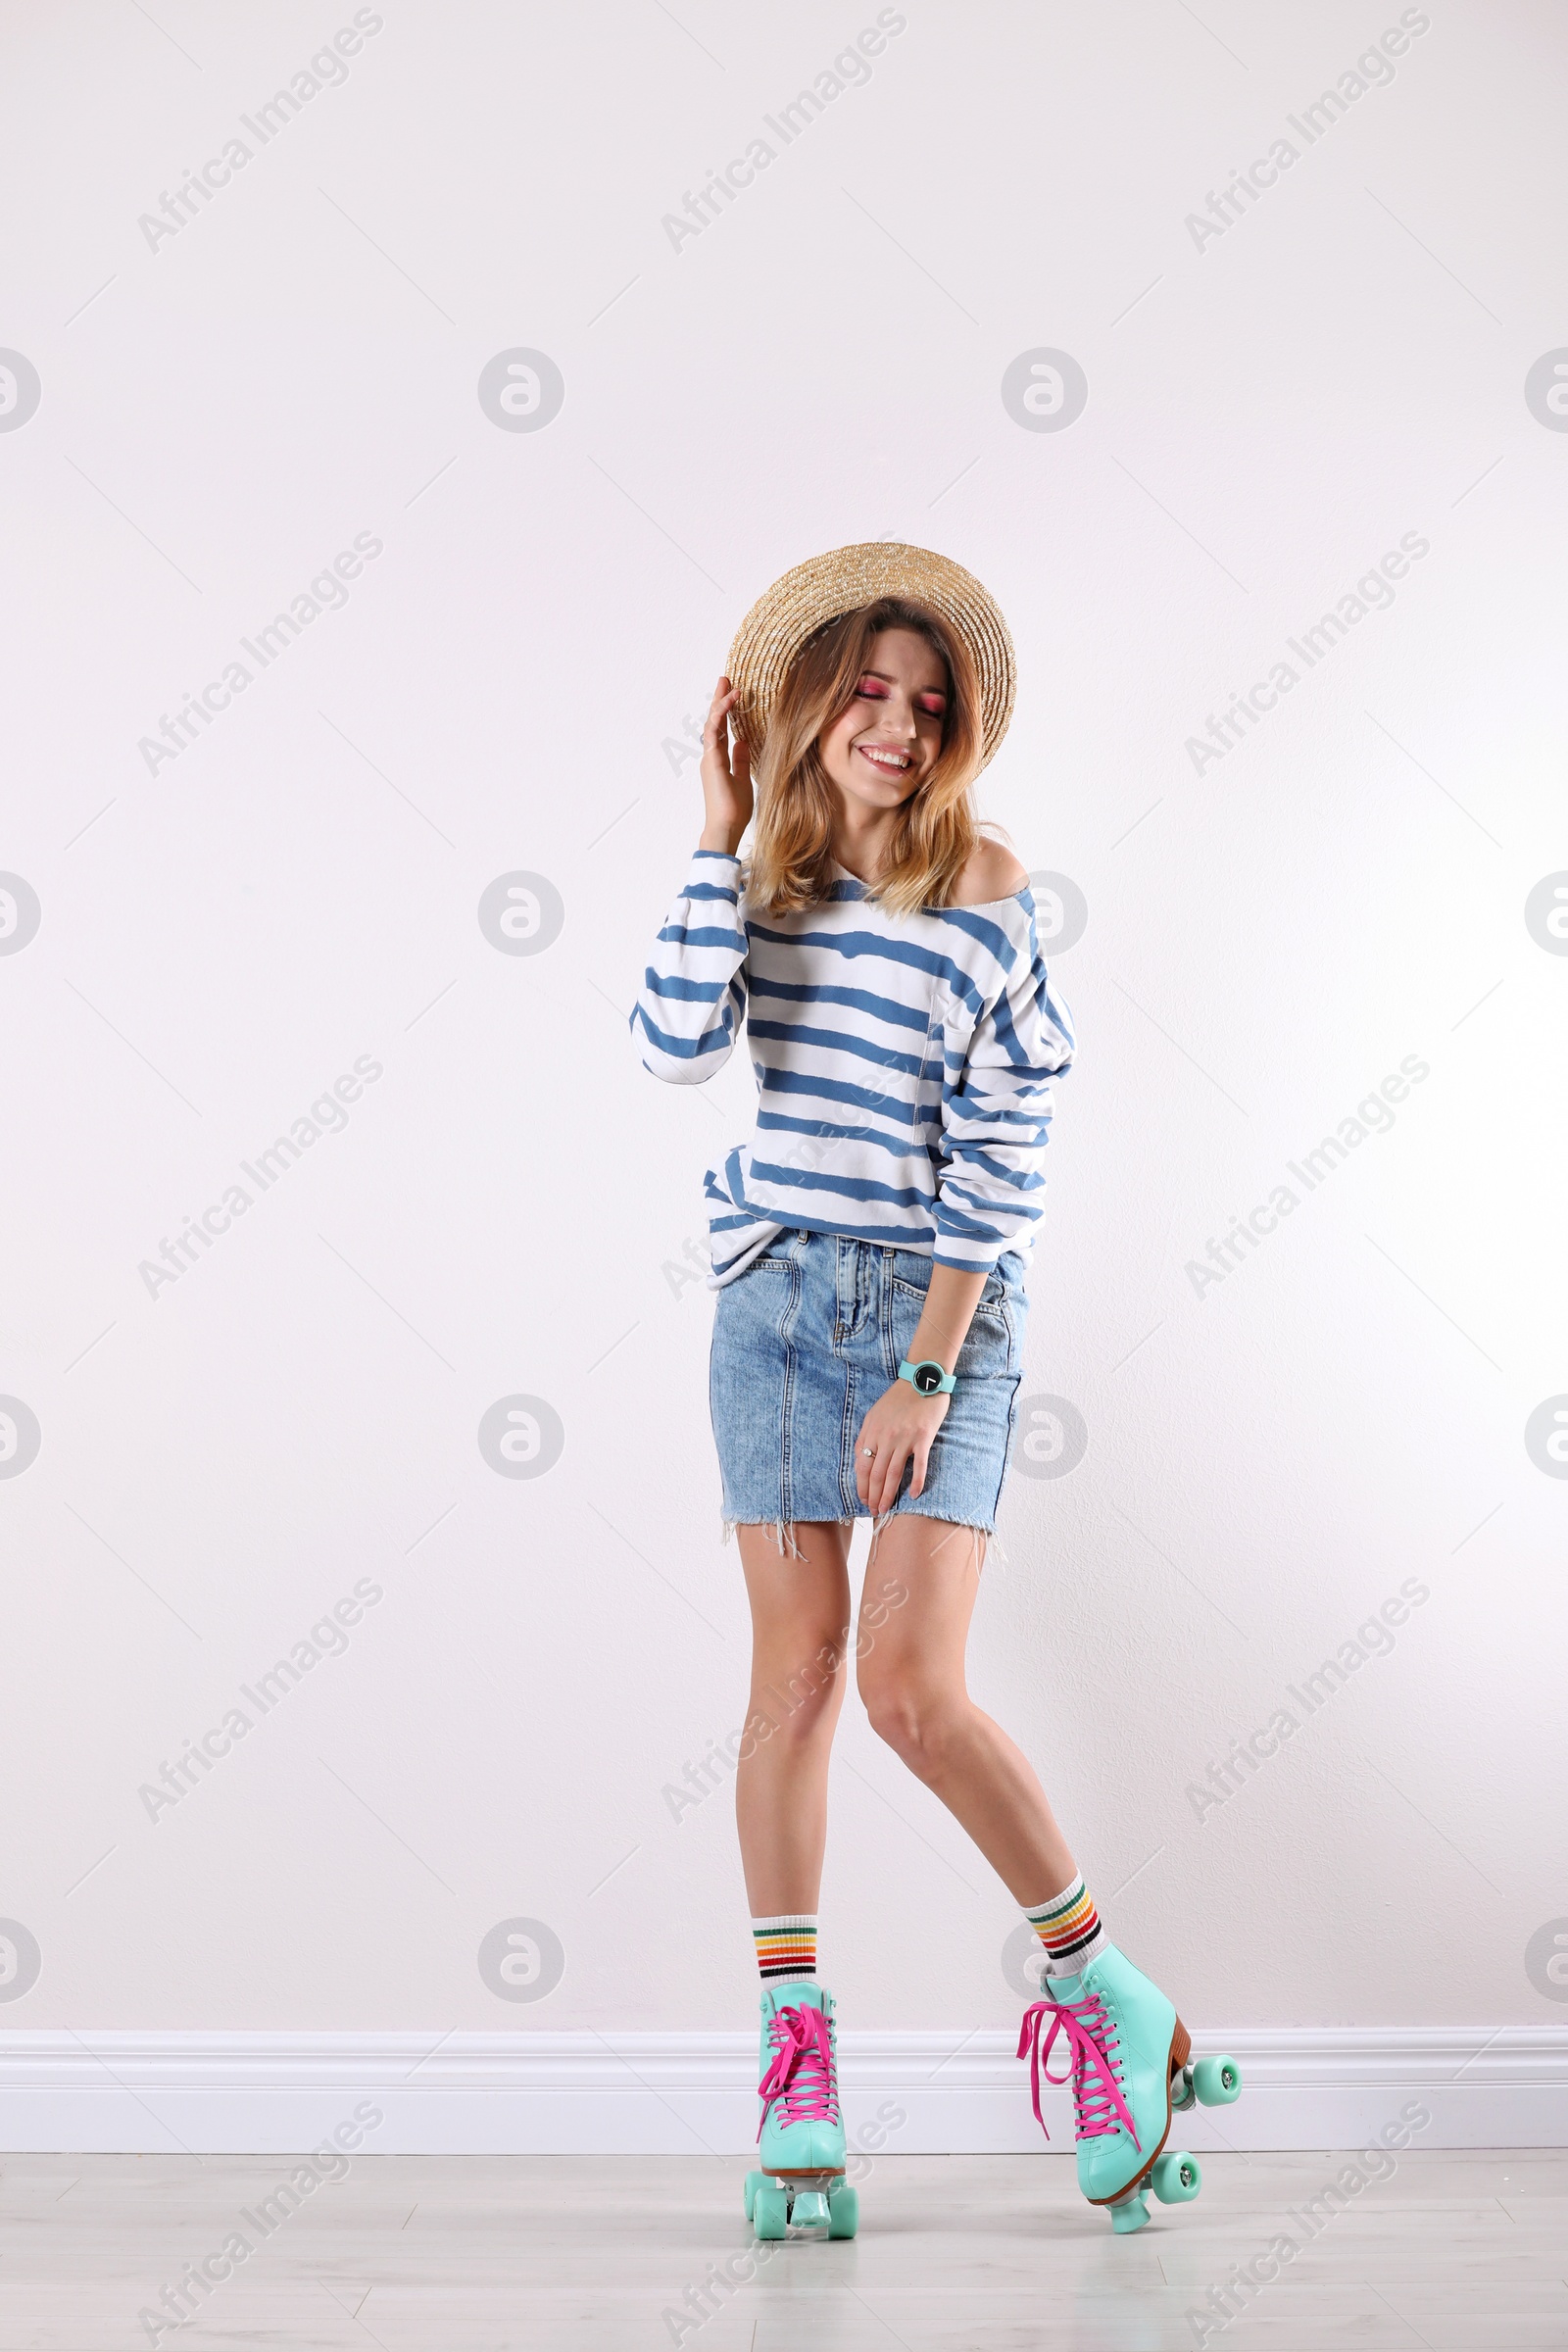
757 2003 840 2136
1016 1989 1141 2149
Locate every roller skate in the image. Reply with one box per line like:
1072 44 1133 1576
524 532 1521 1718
741 1981 858 2240
1017 1942 1241 2234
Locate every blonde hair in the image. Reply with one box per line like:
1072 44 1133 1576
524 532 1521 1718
744 598 988 918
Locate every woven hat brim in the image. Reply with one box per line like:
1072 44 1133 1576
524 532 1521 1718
726 542 1016 772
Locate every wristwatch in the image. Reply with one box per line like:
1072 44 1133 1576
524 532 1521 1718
899 1357 956 1397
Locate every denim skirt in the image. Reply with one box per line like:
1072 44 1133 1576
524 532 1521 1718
710 1228 1028 1538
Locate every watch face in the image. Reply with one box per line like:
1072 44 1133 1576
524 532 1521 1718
911 1360 944 1396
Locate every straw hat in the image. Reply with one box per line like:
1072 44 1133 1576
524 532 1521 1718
726 541 1017 772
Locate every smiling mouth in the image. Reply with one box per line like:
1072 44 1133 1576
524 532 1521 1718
855 744 914 774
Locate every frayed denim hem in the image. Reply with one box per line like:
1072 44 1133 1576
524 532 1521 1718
720 1509 1006 1573
719 1515 826 1560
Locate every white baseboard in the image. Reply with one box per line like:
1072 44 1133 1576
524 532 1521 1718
1 2028 1564 2155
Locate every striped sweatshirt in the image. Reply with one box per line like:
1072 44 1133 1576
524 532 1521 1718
630 847 1076 1288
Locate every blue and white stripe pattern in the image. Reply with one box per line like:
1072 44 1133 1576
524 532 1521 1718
631 847 1075 1287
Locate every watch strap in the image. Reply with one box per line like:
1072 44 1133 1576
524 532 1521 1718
899 1357 956 1396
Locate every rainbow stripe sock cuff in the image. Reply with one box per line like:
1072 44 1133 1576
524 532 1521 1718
753 1914 817 1983
1024 1875 1106 1979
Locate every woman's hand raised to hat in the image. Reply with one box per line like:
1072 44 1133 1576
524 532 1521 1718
698 675 753 857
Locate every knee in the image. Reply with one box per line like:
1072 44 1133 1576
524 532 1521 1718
752 1643 846 1749
858 1664 961 1771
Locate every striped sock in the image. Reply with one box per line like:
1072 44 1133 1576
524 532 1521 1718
753 1914 817 1984
1024 1874 1107 1982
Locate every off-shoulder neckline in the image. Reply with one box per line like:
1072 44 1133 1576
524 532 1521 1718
828 858 1032 914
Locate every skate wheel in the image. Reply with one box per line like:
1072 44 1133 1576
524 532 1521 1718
753 2182 788 2238
1194 2053 1241 2105
1170 2062 1197 2113
827 2182 858 2239
1152 2149 1201 2203
1108 2188 1150 2234
743 2168 767 2221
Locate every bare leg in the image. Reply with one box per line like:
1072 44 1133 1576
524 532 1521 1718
733 1522 853 1916
857 1514 1078 1902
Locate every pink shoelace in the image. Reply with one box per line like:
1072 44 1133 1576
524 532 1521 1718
1016 1989 1141 2150
758 2003 841 2136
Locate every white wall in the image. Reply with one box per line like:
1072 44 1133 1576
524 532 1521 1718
2 0 1565 2090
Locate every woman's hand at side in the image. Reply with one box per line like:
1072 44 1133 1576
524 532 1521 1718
854 1264 989 1514
855 1381 950 1514
698 674 753 857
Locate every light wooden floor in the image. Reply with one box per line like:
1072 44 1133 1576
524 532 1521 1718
1 2149 1565 2349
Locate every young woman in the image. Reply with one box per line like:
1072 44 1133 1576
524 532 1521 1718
631 545 1238 2240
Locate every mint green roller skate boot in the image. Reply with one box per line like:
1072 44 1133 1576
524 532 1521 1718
742 1982 858 2240
1017 1944 1241 2234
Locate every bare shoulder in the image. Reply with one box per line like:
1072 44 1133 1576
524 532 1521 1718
950 838 1029 906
